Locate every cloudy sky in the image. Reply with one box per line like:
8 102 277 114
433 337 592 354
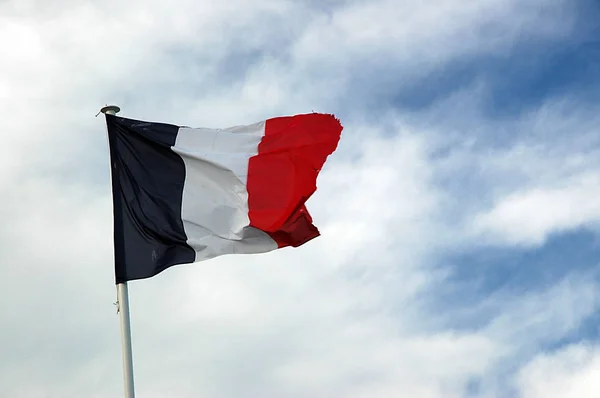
2 0 600 397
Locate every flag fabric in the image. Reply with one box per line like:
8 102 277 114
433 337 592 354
105 113 342 283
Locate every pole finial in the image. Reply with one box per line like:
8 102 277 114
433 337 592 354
100 105 121 116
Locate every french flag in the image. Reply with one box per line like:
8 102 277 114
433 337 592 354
105 113 342 283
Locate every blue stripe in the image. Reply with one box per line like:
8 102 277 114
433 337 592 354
106 115 195 283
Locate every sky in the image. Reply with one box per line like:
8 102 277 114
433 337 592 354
1 0 600 397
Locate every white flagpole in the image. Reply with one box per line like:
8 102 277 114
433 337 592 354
116 282 135 398
101 105 136 398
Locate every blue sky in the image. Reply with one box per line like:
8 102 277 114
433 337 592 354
1 0 600 397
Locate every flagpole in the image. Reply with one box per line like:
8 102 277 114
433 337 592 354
101 105 136 398
116 282 135 398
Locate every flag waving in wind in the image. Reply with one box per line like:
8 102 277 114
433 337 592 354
105 113 343 283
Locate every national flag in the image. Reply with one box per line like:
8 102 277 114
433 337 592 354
105 113 342 283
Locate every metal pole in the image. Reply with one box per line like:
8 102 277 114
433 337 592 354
101 105 135 398
116 282 135 398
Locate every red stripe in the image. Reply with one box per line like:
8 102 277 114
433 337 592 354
247 113 343 248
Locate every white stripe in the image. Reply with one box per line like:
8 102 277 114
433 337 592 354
171 121 278 261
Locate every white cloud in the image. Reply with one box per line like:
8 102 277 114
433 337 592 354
517 344 600 398
459 100 600 247
473 180 600 246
